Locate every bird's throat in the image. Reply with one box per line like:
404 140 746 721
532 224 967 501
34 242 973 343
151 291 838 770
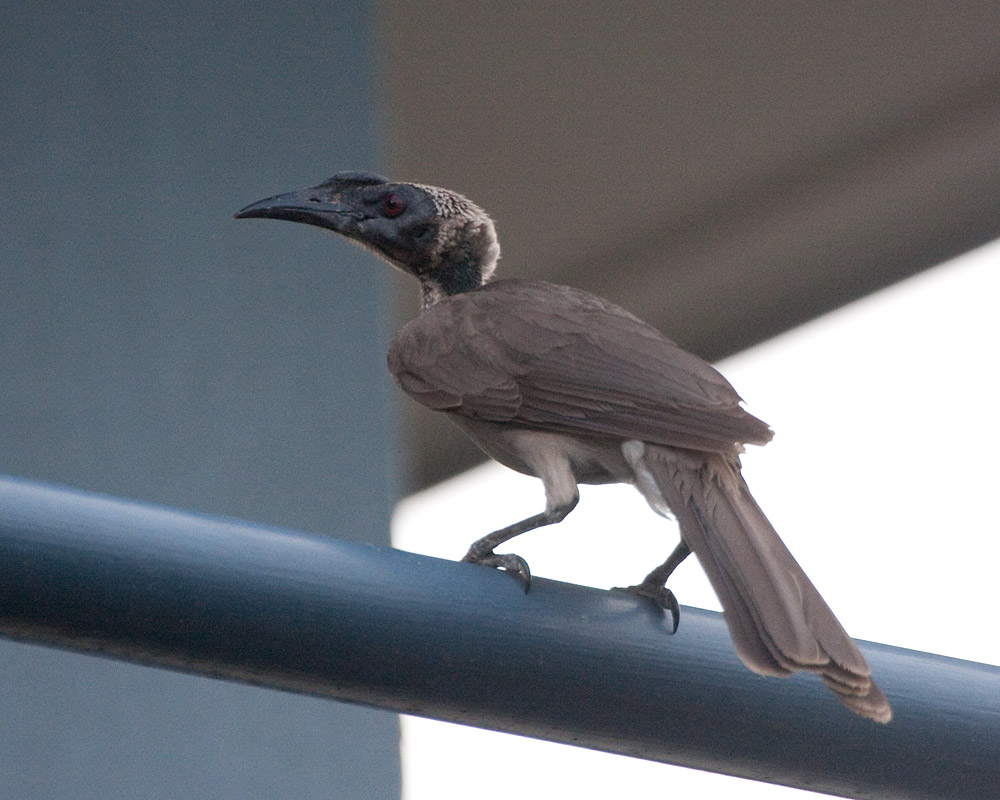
419 254 485 307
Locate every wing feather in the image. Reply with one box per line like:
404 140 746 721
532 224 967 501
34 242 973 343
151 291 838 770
387 279 772 452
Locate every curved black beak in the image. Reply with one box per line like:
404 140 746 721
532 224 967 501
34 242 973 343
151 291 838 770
234 186 355 234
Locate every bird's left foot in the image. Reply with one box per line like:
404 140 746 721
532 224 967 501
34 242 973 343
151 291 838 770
613 582 681 633
461 550 532 591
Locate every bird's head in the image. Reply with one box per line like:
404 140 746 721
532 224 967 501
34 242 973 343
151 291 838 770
235 171 500 306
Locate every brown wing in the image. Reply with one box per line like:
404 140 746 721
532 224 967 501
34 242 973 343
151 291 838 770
387 279 772 453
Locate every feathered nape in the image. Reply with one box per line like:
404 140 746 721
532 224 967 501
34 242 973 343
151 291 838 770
414 185 500 307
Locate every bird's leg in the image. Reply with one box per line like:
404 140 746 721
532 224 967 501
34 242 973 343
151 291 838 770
462 465 579 591
461 498 578 589
614 540 692 632
635 539 692 589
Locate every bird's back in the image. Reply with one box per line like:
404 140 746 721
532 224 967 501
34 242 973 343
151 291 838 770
388 278 773 454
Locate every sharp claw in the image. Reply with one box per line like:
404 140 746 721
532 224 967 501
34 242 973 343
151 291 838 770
665 594 680 634
463 551 532 592
613 583 681 633
507 555 532 592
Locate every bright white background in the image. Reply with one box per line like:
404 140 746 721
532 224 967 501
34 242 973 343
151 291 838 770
393 241 1000 798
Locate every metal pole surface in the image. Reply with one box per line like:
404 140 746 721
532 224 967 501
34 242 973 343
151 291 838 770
1 475 996 799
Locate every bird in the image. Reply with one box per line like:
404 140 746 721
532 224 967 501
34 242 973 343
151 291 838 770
235 170 892 723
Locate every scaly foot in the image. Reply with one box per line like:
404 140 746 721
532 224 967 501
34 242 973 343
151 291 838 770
613 582 681 633
461 550 532 592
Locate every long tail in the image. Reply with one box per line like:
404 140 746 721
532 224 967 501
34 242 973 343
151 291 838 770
633 442 892 723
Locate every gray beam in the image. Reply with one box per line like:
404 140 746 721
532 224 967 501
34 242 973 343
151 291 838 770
1 474 997 800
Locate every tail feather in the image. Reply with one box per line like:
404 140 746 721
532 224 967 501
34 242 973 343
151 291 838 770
639 444 892 723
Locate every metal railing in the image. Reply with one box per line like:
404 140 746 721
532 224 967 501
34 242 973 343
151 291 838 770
1 474 997 799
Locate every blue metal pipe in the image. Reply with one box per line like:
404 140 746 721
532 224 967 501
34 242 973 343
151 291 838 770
1 474 997 799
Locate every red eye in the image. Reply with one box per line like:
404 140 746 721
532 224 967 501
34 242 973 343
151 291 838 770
382 192 406 218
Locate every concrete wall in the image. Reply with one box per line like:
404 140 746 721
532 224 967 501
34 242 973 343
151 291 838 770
0 3 400 797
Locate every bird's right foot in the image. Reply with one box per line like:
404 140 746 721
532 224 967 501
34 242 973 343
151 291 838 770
613 582 681 633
